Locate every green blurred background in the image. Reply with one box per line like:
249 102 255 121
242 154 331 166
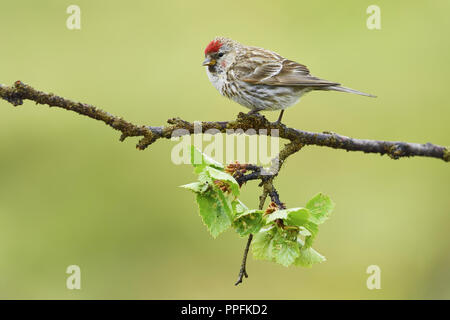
0 0 449 299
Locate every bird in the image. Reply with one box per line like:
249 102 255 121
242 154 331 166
202 37 375 123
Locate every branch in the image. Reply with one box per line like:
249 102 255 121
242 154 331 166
1 81 448 162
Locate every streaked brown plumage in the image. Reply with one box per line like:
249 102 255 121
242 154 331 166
203 37 375 122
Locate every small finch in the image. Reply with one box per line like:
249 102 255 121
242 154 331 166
203 37 375 123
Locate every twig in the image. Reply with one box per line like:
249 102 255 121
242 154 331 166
234 185 271 286
234 142 297 285
1 81 448 161
234 234 253 286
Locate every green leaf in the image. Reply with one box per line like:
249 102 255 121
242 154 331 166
299 227 312 237
196 191 233 238
205 166 240 197
253 227 301 267
265 208 310 227
265 210 289 222
287 208 310 227
273 236 300 267
254 228 324 267
190 146 224 173
294 239 326 267
180 182 208 193
232 199 248 215
233 209 265 236
303 221 319 248
215 187 234 220
306 193 335 225
252 228 277 261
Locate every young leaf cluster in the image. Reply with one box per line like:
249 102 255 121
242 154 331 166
181 147 335 267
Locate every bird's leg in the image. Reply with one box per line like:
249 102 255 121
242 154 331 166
275 110 285 124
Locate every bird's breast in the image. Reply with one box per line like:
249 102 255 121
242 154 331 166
206 68 228 95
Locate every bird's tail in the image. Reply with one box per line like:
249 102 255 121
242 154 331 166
327 85 376 98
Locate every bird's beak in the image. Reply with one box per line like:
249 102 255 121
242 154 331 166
202 56 216 66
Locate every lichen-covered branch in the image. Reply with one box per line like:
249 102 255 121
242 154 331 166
0 81 448 162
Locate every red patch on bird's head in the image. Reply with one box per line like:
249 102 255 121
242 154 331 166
204 40 223 55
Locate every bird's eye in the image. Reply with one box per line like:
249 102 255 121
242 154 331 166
217 52 224 58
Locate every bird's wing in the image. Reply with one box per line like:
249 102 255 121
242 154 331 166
238 58 339 87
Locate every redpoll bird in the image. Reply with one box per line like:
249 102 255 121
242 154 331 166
203 37 375 123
